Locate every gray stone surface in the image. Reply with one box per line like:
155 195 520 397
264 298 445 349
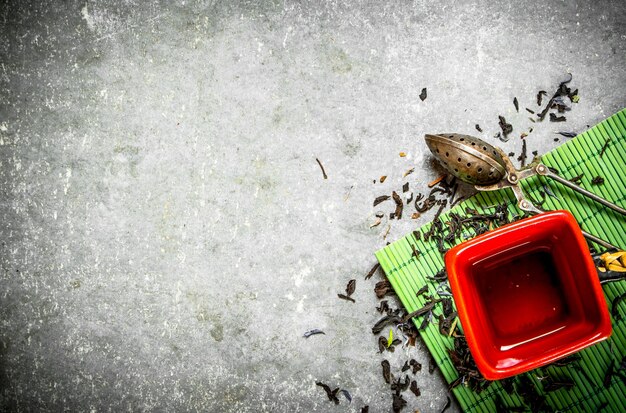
1 0 624 411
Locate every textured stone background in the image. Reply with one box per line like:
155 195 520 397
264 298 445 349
1 0 625 411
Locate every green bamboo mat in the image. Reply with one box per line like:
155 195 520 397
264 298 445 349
375 108 626 412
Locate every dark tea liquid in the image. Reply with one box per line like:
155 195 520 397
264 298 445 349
474 249 571 350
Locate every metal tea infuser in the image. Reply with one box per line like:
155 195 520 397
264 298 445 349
424 133 626 251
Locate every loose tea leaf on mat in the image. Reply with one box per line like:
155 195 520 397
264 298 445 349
365 263 380 280
337 293 355 303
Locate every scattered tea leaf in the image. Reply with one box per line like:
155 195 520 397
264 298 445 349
415 285 428 298
374 280 396 299
303 329 325 338
340 389 352 403
401 360 410 372
376 300 389 314
380 175 387 183
381 360 392 383
409 380 420 397
372 313 403 334
315 158 328 179
392 393 407 413
419 87 427 101
391 375 410 392
365 263 380 280
498 115 513 139
378 335 387 353
411 212 420 219
392 191 403 219
428 175 446 188
399 152 407 157
370 217 382 228
337 293 355 303
373 195 390 206
428 356 436 374
569 173 583 184
526 107 535 114
346 279 356 296
557 131 576 138
600 138 611 158
475 124 483 132
550 113 566 122
591 176 605 185
402 182 409 193
537 90 547 106
403 167 415 177
513 97 519 112
316 381 340 404
361 407 369 413
410 359 422 374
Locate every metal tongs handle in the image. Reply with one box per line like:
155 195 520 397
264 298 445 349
535 164 626 216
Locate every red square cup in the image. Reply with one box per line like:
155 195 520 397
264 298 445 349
445 210 611 380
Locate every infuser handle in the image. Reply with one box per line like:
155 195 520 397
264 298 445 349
535 164 626 216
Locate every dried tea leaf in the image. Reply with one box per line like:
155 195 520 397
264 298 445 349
557 131 576 138
373 195 390 206
411 212 420 219
416 285 428 298
550 113 566 122
374 280 395 299
315 381 340 404
303 329 325 338
378 336 387 353
428 175 445 188
403 167 415 177
370 217 382 228
372 314 403 334
498 115 513 138
315 158 328 179
365 263 380 280
346 279 356 296
381 360 392 383
376 300 389 314
410 380 420 397
526 107 535 114
380 175 387 183
391 375 410 392
600 138 611 158
361 407 369 413
513 97 519 112
337 293 355 303
392 191 403 219
402 182 409 193
399 152 407 157
419 87 427 101
392 393 407 413
475 124 483 132
591 176 605 185
537 90 547 106
340 389 352 403
410 359 422 374
401 361 410 372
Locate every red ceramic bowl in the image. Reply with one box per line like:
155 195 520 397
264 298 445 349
445 210 611 380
